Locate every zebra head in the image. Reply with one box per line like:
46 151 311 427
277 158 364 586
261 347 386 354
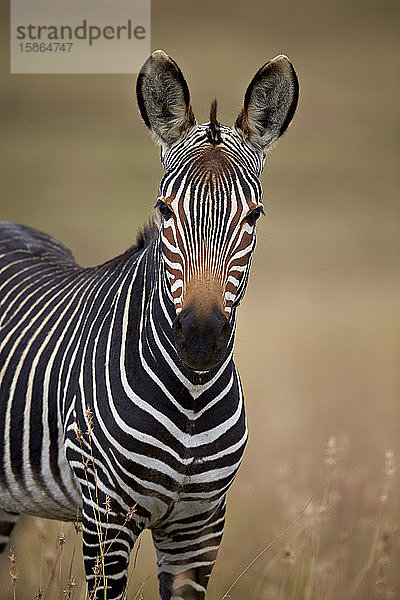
137 50 298 371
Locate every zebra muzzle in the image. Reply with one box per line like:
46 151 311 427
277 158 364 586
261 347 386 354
172 304 231 371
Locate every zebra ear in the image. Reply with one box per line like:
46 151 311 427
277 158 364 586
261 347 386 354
136 50 196 146
235 55 299 153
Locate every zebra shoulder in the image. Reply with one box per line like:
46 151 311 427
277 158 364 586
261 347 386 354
0 221 77 266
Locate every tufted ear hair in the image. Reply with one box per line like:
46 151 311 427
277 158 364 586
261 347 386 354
235 54 299 154
136 50 196 147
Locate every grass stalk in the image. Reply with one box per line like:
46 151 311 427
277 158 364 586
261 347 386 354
220 497 312 600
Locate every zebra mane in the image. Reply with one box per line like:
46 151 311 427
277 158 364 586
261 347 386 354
129 220 158 256
206 99 222 146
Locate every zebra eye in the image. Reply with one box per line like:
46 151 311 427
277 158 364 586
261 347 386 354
245 206 264 226
155 200 174 219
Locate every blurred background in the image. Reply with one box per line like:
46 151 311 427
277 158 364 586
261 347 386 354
0 0 399 598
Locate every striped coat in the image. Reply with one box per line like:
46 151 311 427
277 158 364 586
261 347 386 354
0 50 298 599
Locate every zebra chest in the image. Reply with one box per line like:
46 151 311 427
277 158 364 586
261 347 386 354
151 405 247 512
79 367 247 525
178 421 246 500
101 404 246 527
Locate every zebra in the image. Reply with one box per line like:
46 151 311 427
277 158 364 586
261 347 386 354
0 50 298 599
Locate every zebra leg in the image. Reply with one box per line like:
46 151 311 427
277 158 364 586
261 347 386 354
0 510 19 553
153 499 226 600
81 500 138 600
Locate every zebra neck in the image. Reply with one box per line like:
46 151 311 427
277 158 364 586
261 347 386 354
123 237 238 404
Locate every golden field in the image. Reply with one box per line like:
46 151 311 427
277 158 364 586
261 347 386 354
0 0 398 598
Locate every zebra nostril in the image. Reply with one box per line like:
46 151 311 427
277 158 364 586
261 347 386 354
219 321 231 339
208 310 230 340
172 316 182 332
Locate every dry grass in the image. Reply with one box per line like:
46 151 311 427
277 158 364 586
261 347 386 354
0 0 399 597
0 442 398 599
